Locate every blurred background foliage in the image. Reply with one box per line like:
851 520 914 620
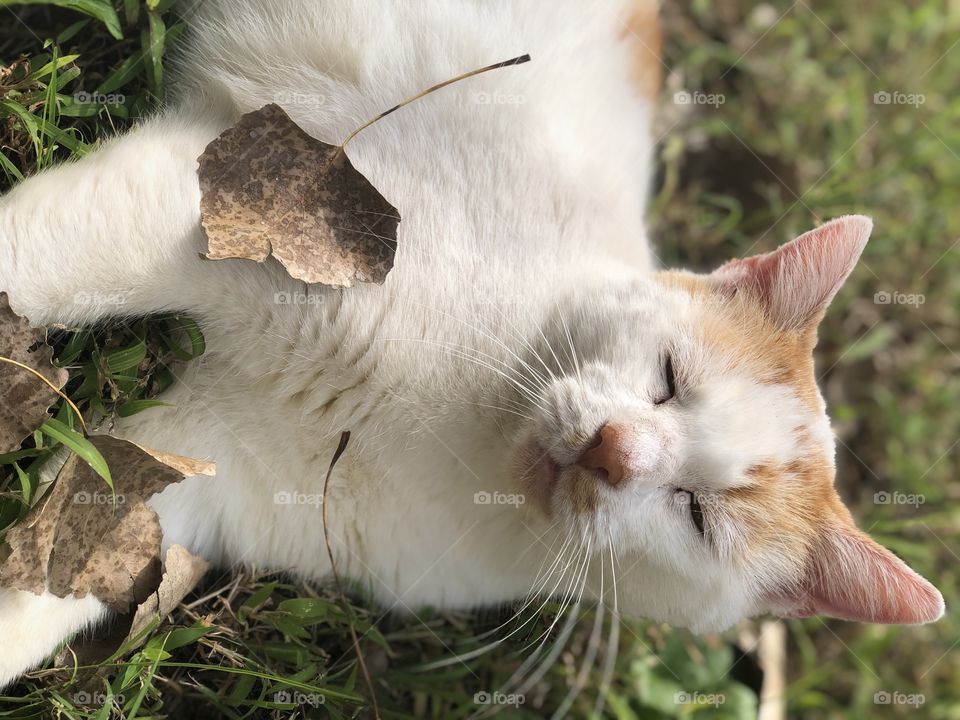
0 0 957 718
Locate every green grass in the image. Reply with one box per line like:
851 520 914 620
0 0 179 189
1 1 958 718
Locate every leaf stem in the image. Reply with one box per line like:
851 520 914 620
339 52 531 152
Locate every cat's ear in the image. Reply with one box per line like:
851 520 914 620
710 215 872 331
770 523 944 624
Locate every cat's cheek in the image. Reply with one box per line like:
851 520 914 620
511 436 559 516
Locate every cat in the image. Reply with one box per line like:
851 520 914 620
0 0 943 688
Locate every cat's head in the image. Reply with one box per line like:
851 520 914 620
512 216 944 632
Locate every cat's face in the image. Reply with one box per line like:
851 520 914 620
512 216 944 631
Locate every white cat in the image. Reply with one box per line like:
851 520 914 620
0 0 943 687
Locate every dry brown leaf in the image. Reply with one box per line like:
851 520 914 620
127 543 210 640
130 445 216 478
55 544 210 671
0 436 213 613
0 292 68 453
198 103 400 286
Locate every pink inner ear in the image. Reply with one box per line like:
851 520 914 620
712 215 873 330
773 526 945 625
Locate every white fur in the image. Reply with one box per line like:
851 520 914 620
0 0 843 685
0 588 109 684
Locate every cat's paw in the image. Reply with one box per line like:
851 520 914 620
0 586 110 689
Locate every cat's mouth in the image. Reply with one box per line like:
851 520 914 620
514 434 613 517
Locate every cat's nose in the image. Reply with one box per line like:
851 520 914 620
576 423 627 486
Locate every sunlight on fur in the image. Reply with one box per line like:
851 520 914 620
0 0 943 701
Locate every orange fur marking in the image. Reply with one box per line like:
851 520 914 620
656 270 824 413
619 0 662 100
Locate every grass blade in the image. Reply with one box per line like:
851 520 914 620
39 418 112 488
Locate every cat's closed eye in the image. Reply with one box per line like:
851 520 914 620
677 490 706 535
654 354 676 405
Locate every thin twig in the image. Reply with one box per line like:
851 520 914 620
322 431 380 719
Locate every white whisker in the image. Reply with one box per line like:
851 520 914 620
377 336 547 411
551 542 604 719
592 529 621 719
513 533 593 697
557 306 584 386
410 301 553 391
415 526 574 672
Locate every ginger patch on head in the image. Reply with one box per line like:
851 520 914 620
714 455 836 582
655 270 824 414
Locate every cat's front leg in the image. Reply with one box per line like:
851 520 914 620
0 109 243 687
0 110 236 327
0 586 110 689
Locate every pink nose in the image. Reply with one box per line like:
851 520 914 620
577 424 627 486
